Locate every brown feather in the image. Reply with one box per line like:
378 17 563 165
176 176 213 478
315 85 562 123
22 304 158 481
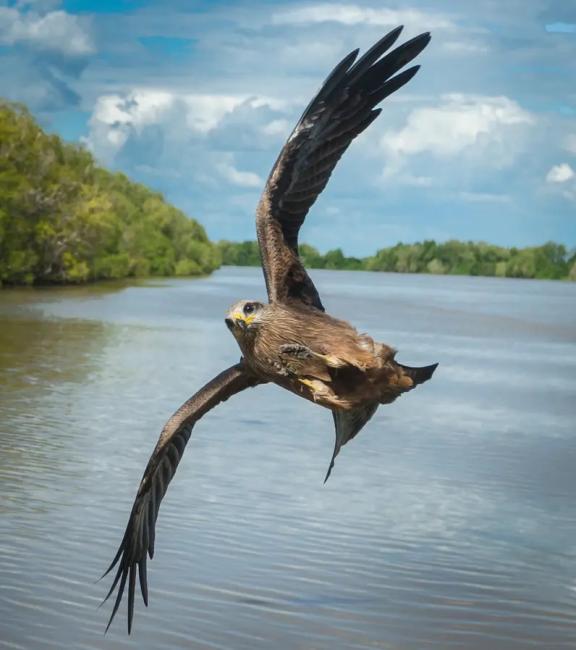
230 302 428 411
105 29 436 634
256 28 431 311
102 363 262 633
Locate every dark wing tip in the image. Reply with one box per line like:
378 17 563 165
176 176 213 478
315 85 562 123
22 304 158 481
102 540 151 634
256 27 431 310
384 24 404 44
411 31 432 51
101 364 258 634
104 564 128 634
323 460 335 484
348 25 405 80
323 46 360 92
127 564 136 634
368 65 420 104
139 557 149 607
101 544 123 581
348 47 361 62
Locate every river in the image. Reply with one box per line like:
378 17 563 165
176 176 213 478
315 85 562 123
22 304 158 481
1 267 575 649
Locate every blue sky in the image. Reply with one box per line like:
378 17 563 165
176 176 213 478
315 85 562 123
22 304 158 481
1 0 575 254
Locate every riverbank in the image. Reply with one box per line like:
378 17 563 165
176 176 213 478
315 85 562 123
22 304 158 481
218 239 576 281
0 101 220 287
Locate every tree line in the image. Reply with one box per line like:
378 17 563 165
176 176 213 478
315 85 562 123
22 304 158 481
0 101 220 286
217 239 576 281
2 99 574 287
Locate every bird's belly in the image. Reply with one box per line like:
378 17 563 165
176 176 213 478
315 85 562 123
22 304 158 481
243 326 396 409
273 373 378 411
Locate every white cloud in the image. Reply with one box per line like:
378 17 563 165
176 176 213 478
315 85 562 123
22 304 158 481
93 91 173 127
381 94 534 180
87 91 175 162
87 90 267 162
273 4 454 31
0 0 573 250
545 164 576 202
0 7 93 56
183 95 251 133
278 39 343 68
91 91 247 135
261 119 290 137
86 88 279 195
87 89 292 157
216 159 263 188
546 163 575 184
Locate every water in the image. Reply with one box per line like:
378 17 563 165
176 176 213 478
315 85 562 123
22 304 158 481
1 267 575 649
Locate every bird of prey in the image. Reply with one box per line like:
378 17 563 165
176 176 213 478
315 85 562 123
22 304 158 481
103 26 436 633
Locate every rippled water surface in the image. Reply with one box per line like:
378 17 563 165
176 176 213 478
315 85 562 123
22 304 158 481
1 267 576 649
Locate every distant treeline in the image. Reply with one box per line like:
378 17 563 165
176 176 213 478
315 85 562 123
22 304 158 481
3 100 574 287
0 101 220 286
218 240 576 281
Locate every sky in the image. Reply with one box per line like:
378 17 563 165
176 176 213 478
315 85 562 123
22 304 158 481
1 0 575 255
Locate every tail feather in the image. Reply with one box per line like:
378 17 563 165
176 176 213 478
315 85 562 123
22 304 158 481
397 362 438 386
325 403 379 482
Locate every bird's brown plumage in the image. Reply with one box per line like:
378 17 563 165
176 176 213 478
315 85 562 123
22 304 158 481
228 301 413 409
256 27 430 311
102 364 261 632
104 26 436 633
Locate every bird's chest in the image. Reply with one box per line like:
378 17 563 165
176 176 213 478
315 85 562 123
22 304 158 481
243 330 298 379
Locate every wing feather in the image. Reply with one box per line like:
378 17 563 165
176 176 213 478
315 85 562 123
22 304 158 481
256 27 430 310
102 363 261 633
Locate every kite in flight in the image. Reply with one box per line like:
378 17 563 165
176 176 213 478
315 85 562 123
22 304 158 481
103 25 436 633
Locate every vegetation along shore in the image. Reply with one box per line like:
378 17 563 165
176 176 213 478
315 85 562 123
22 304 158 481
0 102 219 286
218 240 576 281
1 101 574 287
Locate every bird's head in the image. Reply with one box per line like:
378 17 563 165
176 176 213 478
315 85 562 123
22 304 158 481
225 300 266 339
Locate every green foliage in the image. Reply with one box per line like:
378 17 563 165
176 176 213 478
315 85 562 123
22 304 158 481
366 240 572 280
0 101 220 286
298 244 325 268
218 238 575 281
217 240 261 266
5 100 570 286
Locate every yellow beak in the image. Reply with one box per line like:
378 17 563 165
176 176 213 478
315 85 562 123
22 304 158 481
226 312 255 330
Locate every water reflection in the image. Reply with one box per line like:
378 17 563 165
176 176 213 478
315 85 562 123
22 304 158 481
0 268 575 649
0 317 114 515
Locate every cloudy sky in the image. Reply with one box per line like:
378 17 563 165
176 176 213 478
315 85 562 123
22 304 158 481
1 0 575 254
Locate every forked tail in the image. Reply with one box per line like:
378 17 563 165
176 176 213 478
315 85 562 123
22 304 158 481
326 403 379 483
397 362 438 386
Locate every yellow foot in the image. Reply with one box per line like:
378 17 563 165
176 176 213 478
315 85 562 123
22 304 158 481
315 353 346 368
298 377 322 401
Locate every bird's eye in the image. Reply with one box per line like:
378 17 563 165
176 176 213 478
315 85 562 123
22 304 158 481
243 303 255 315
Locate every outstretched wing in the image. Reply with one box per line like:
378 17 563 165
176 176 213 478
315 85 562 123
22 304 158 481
256 26 431 311
102 363 262 633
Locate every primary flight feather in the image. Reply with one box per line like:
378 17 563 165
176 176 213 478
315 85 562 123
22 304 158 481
103 26 436 633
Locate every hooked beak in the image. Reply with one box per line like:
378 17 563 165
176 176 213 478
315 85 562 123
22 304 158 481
225 314 248 331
